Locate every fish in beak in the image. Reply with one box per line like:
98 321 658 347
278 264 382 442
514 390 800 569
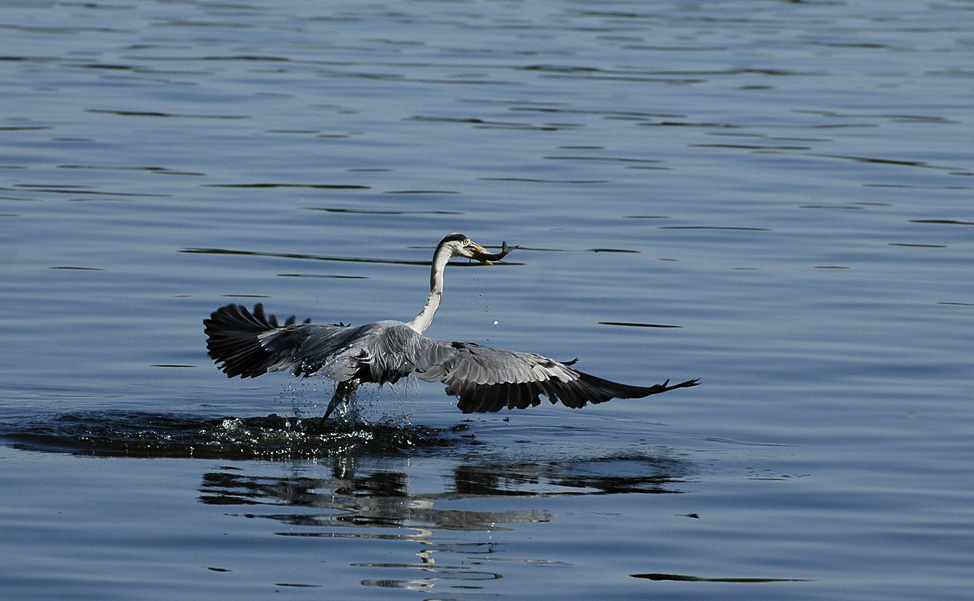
466 240 517 265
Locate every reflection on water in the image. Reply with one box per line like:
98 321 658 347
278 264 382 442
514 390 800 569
195 444 686 591
200 452 685 510
200 464 556 533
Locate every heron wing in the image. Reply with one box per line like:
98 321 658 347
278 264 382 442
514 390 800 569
205 303 355 379
408 338 699 413
206 304 698 412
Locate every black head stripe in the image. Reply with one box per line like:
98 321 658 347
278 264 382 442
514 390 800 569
439 233 468 245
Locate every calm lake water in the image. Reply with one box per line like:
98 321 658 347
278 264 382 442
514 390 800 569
2 1 972 599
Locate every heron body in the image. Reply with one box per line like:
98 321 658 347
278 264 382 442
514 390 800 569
205 233 698 420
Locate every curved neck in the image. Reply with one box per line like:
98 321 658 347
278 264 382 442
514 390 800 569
406 243 453 333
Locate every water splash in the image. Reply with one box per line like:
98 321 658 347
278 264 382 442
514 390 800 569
0 412 464 459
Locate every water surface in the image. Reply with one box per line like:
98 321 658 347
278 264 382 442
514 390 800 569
2 1 972 600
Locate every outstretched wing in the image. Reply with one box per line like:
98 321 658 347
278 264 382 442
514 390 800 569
205 303 354 379
205 303 427 384
409 338 699 413
205 304 699 413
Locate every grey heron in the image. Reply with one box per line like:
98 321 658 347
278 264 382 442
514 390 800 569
204 233 698 422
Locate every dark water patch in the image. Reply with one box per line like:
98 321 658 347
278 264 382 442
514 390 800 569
0 125 53 132
659 225 771 231
599 321 682 329
0 412 463 459
278 273 369 280
383 189 460 195
633 573 811 583
86 108 249 120
306 206 463 215
643 120 742 129
543 154 664 165
624 164 670 171
2 24 128 35
510 107 683 122
221 293 271 299
49 265 104 271
480 176 609 184
910 219 974 226
78 62 136 71
13 184 163 199
866 183 974 190
811 153 958 171
518 64 705 85
798 109 959 125
206 182 370 190
710 132 832 144
198 55 292 63
407 115 565 131
888 242 947 248
690 143 812 151
58 164 207 176
800 204 865 210
519 64 603 74
588 247 639 253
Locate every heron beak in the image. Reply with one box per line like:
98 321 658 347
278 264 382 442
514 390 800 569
465 241 494 264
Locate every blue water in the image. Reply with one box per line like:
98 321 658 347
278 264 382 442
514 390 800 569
2 1 972 599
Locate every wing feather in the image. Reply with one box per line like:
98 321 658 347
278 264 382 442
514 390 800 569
203 303 324 378
205 303 409 381
408 338 698 413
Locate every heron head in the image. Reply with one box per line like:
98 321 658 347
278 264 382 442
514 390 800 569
438 233 516 265
440 233 493 264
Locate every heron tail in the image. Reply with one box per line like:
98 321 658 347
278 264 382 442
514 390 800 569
204 303 305 378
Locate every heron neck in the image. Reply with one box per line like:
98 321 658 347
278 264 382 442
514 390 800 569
406 245 451 333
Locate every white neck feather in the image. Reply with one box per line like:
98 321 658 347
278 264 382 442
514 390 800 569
406 243 453 333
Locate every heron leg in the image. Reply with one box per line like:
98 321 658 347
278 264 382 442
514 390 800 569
320 379 358 425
